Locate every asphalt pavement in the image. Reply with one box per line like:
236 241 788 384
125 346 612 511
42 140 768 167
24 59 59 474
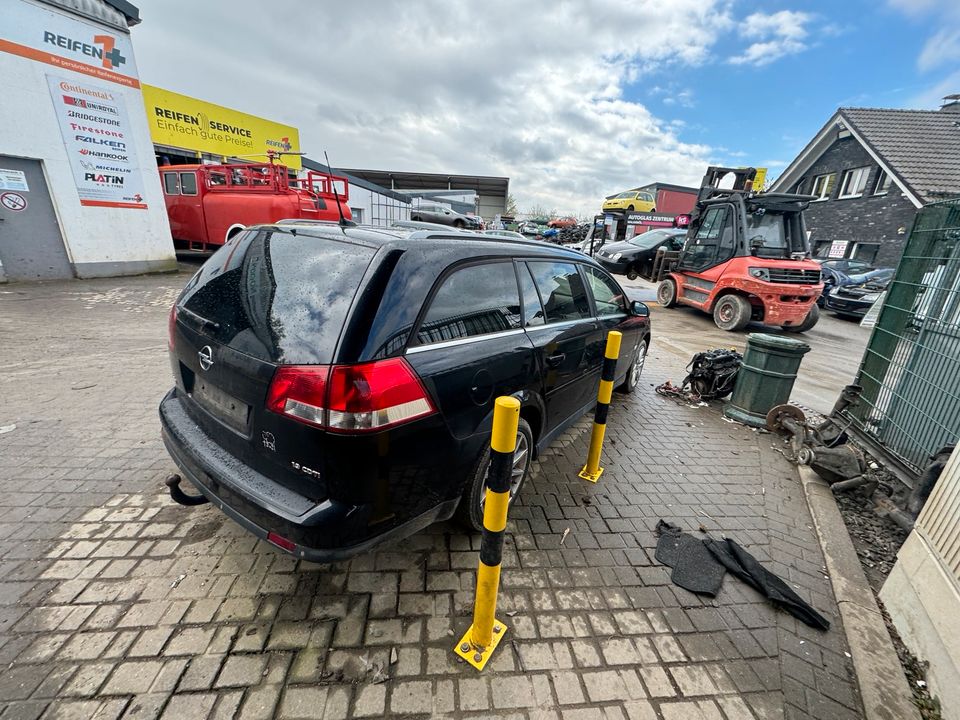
621 277 872 414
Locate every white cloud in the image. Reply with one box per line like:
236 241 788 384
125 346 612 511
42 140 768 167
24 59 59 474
888 0 960 104
729 10 813 67
131 0 738 215
918 26 960 71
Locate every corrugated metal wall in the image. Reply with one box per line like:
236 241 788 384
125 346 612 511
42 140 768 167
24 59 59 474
917 446 960 584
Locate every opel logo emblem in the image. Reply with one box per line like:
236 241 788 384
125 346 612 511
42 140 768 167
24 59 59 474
198 345 214 371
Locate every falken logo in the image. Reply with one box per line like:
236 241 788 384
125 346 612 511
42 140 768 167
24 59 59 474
84 173 124 185
44 32 126 70
75 135 126 150
266 137 293 152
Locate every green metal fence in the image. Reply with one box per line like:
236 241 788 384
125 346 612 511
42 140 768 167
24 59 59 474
842 198 960 481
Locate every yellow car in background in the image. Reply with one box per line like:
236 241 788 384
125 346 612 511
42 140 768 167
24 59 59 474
602 189 656 212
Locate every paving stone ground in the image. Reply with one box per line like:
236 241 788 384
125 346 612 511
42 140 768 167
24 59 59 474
0 269 864 719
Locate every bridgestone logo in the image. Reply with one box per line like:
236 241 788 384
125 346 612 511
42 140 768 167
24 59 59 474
67 111 121 127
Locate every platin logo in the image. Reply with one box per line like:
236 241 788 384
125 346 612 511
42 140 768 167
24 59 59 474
84 173 124 185
43 32 127 70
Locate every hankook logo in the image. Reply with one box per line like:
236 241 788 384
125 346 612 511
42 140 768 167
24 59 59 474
198 346 214 371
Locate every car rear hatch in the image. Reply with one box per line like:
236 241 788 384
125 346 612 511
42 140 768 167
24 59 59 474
168 227 378 503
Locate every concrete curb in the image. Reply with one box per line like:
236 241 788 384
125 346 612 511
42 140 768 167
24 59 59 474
797 465 921 720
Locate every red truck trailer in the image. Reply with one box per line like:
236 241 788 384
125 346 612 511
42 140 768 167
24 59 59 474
159 162 352 252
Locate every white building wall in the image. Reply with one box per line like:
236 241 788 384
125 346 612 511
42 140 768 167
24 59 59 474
347 183 410 227
0 0 175 279
881 444 960 719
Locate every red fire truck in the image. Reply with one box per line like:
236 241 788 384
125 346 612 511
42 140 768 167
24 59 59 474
158 162 352 252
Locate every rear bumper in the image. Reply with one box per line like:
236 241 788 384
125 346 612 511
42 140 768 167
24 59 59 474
159 390 461 563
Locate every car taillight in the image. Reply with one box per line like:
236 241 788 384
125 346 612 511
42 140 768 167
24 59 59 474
265 359 435 433
266 366 330 427
327 358 435 432
168 305 177 349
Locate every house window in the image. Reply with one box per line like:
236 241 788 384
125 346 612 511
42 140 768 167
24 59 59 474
852 243 879 264
811 173 836 201
350 207 363 223
838 167 870 198
874 169 892 195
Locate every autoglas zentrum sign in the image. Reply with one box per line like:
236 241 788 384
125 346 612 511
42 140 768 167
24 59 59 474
0 1 140 88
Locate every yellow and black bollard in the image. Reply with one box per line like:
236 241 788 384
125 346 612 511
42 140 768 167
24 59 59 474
454 395 519 671
579 330 622 483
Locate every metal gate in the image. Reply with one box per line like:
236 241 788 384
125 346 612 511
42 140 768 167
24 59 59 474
842 198 960 480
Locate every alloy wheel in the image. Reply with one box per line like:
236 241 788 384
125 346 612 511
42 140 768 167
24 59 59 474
480 431 529 510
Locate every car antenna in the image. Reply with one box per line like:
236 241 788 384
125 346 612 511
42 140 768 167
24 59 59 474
324 150 353 231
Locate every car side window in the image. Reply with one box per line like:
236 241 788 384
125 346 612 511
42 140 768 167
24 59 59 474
584 267 626 316
416 262 522 345
179 172 198 196
162 172 179 195
518 262 545 327
527 261 592 323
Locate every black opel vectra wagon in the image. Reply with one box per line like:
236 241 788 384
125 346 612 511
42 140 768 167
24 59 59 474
160 222 651 562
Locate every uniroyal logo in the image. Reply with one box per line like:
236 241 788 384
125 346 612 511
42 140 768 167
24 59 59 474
84 172 124 185
43 31 126 69
78 148 128 162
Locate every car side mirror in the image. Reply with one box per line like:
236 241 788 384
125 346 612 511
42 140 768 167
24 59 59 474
631 300 649 317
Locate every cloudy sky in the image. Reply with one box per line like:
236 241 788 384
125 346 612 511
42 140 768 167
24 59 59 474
133 0 959 215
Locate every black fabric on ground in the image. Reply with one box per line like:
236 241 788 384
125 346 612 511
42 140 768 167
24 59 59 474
655 519 830 631
704 537 830 631
654 520 725 597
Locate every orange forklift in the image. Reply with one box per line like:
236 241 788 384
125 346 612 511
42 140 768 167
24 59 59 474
653 167 823 332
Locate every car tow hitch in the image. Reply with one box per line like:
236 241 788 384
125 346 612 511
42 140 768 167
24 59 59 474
165 474 209 506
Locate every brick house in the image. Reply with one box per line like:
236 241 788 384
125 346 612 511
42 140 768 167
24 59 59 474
770 97 960 268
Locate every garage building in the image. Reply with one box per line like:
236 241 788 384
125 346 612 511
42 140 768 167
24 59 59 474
0 0 176 282
339 168 509 222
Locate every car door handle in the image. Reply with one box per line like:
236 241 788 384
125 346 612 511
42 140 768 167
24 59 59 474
545 353 565 368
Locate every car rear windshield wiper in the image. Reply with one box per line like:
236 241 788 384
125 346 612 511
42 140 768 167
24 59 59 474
179 306 221 331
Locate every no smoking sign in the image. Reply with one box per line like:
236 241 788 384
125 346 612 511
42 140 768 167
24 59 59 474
0 192 27 212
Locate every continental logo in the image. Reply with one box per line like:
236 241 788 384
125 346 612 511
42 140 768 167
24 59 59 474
153 107 252 138
84 173 124 185
44 31 126 69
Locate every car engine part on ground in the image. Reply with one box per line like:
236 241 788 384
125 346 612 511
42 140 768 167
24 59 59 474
655 520 830 630
655 348 742 404
766 386 950 533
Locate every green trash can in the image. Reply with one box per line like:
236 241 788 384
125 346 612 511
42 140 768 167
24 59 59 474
723 333 810 427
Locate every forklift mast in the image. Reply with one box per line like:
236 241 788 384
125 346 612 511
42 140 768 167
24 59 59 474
696 167 758 205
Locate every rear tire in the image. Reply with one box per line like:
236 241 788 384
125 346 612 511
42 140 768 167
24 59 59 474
783 303 820 333
627 205 634 211
657 279 678 307
453 219 465 229
457 418 533 532
713 295 752 331
616 339 648 394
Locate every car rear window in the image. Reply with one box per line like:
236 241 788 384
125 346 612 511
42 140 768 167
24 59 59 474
177 228 376 364
416 261 521 344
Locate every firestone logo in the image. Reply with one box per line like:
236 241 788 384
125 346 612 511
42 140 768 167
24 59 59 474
44 31 126 69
